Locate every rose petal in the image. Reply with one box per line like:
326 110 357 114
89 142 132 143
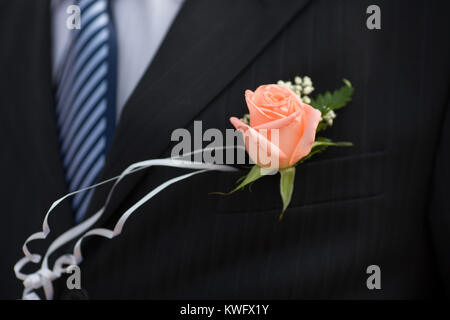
245 90 282 127
288 105 322 166
258 107 289 120
253 110 302 130
230 117 288 169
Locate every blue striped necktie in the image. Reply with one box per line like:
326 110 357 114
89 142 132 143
56 0 117 223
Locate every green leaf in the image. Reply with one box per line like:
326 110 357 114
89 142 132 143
312 139 353 148
316 121 329 132
213 165 274 195
295 137 353 166
311 79 354 112
279 167 296 220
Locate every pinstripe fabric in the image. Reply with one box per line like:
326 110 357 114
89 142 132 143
56 0 117 222
2 0 450 299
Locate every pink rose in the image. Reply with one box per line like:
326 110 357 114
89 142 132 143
230 84 321 169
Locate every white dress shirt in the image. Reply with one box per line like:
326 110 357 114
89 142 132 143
52 0 184 118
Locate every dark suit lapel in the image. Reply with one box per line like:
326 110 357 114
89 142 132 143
88 0 313 225
6 1 73 228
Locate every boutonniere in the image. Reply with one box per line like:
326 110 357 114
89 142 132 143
228 76 354 219
14 75 354 299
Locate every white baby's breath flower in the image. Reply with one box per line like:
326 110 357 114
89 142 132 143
303 86 314 95
277 75 314 101
302 76 312 87
322 109 336 126
302 96 311 104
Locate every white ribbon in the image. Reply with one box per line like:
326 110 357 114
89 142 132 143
14 151 239 300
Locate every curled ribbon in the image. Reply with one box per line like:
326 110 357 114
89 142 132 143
14 148 239 300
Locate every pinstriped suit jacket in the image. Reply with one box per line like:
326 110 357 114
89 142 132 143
0 0 449 299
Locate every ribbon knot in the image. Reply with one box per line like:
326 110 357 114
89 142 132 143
23 273 42 289
24 269 55 289
14 155 238 299
22 268 56 300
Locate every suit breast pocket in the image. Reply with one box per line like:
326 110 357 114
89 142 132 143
212 151 385 215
